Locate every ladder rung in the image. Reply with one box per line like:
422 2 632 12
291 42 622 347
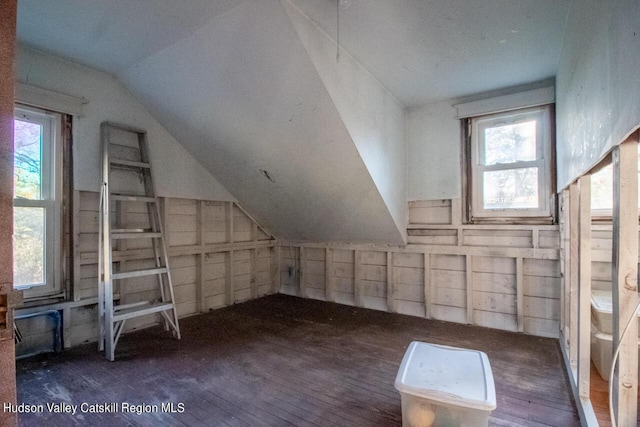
111 232 162 240
111 193 156 203
112 267 167 280
110 159 150 169
112 302 175 322
111 228 150 233
114 300 149 311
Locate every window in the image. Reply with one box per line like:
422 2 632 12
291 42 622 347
467 105 554 222
13 106 63 298
590 145 640 216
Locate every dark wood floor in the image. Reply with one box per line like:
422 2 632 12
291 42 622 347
591 363 613 427
590 361 640 426
16 295 580 426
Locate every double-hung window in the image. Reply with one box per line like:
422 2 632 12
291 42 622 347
13 106 63 298
469 105 554 222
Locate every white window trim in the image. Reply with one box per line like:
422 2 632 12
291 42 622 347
13 105 63 299
469 105 553 221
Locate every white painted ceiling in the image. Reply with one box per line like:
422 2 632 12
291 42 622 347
17 0 248 73
17 0 570 107
291 0 571 107
16 0 571 242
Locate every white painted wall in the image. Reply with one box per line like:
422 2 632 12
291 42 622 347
120 0 404 244
407 102 461 200
556 0 640 189
15 46 235 202
283 0 407 243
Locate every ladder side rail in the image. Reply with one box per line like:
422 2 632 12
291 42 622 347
147 195 169 330
101 124 116 361
138 135 169 333
138 134 164 271
113 319 126 348
139 133 181 339
145 185 167 300
98 183 105 352
114 189 127 304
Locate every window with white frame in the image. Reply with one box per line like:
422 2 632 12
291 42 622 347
13 106 63 298
468 105 554 222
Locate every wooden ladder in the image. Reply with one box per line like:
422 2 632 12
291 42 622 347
98 122 180 361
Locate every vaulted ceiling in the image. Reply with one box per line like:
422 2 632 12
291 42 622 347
18 0 570 106
16 0 571 243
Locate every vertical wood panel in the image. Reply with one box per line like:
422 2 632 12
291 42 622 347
354 250 362 307
387 252 395 312
516 257 524 332
0 2 18 424
197 201 205 313
325 248 334 302
578 174 591 399
271 246 280 294
225 202 233 244
300 247 307 298
62 308 71 349
225 203 234 306
466 255 473 324
226 251 234 305
163 197 171 247
569 181 579 367
559 189 568 348
250 222 258 242
611 140 639 425
250 249 257 299
451 198 461 226
424 253 431 319
72 191 82 301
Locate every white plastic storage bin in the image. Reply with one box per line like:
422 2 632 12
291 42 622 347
591 290 640 336
395 342 496 427
591 323 640 381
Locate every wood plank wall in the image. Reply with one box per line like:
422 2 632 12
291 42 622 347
0 1 18 424
557 138 640 426
281 199 562 338
15 191 276 356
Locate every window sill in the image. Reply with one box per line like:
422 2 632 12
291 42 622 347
18 292 67 310
15 294 121 317
408 223 559 230
468 217 556 226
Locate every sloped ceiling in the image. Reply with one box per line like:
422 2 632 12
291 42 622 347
117 0 405 243
282 0 407 242
17 0 247 73
16 0 571 243
289 0 571 107
18 0 571 107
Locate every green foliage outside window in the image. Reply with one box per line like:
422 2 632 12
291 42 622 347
13 119 45 287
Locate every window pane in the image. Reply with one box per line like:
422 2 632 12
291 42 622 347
590 151 640 210
591 164 613 210
13 207 45 287
484 120 536 165
13 118 43 200
483 168 539 209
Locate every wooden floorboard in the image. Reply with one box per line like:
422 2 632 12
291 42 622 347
590 361 640 427
16 294 580 426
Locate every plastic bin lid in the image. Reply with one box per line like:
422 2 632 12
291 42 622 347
394 341 496 411
591 290 640 316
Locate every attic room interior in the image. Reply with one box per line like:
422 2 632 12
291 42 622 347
1 0 640 426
